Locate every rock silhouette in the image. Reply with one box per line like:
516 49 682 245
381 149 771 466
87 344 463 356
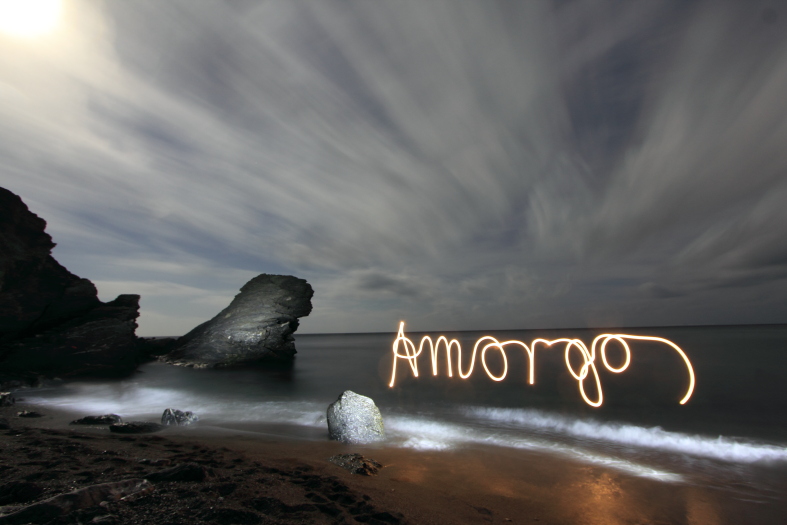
163 274 313 368
0 187 142 382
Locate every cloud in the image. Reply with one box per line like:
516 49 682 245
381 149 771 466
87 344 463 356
355 271 423 299
1 0 786 334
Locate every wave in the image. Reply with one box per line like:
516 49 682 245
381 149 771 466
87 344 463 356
384 415 684 482
462 406 787 464
26 382 785 482
24 384 327 428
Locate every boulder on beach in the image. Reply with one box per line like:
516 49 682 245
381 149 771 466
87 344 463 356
163 274 313 368
0 187 142 380
70 414 122 426
161 408 198 426
327 390 385 444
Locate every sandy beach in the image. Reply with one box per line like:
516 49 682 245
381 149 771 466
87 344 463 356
2 400 783 525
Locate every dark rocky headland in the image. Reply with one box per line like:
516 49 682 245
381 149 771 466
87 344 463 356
0 404 407 525
0 187 312 387
0 187 142 386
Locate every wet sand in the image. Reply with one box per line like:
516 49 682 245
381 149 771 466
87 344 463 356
0 401 781 524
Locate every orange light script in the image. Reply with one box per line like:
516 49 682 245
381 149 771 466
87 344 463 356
388 322 695 407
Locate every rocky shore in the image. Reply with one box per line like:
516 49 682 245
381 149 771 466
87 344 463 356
0 402 406 525
2 398 774 525
1 186 313 387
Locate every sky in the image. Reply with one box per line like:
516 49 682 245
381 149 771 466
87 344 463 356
1 0 786 336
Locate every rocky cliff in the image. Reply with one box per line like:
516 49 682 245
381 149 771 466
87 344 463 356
0 187 141 383
163 274 313 368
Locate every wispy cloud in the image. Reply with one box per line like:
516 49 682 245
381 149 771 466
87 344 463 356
2 0 786 334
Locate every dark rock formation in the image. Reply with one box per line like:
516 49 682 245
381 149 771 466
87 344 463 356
1 295 142 378
0 188 99 343
328 454 383 476
161 408 198 426
69 414 122 426
0 392 14 406
327 391 385 444
163 274 313 368
109 422 165 434
0 187 142 380
16 411 42 418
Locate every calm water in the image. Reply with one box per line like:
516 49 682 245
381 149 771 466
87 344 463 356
25 325 787 508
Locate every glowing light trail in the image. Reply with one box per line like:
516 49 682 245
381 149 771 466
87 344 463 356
389 322 695 408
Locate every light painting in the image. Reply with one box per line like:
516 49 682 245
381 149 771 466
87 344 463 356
389 322 695 408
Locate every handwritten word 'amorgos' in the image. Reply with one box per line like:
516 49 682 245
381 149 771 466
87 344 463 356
388 322 695 407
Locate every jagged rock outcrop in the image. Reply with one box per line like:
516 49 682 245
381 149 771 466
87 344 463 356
161 408 198 426
69 414 122 426
163 274 313 368
327 391 385 444
328 454 383 476
0 187 142 380
1 294 141 378
0 188 100 343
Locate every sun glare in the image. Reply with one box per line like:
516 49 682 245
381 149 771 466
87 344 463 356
0 0 62 38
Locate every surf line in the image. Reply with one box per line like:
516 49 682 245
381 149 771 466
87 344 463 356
388 322 695 408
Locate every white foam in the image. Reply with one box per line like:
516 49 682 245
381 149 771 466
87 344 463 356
463 407 787 463
24 383 326 427
384 415 683 481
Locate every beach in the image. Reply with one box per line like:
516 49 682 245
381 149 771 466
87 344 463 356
2 400 784 525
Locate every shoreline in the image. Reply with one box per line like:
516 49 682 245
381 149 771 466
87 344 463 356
3 401 785 524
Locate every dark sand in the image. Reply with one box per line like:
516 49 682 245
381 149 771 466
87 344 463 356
0 401 780 524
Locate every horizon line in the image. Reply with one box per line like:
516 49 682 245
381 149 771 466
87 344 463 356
141 321 787 339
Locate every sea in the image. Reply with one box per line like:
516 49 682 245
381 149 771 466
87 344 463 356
24 324 787 512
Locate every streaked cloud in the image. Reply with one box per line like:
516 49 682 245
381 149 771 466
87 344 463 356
1 0 786 335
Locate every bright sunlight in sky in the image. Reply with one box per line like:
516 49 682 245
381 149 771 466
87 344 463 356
0 0 61 38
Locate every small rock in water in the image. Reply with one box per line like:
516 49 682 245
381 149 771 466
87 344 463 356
161 408 199 426
109 421 164 434
328 453 383 476
16 410 43 418
327 390 385 444
0 392 15 406
70 414 122 425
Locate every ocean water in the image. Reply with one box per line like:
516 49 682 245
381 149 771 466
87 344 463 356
24 325 787 508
